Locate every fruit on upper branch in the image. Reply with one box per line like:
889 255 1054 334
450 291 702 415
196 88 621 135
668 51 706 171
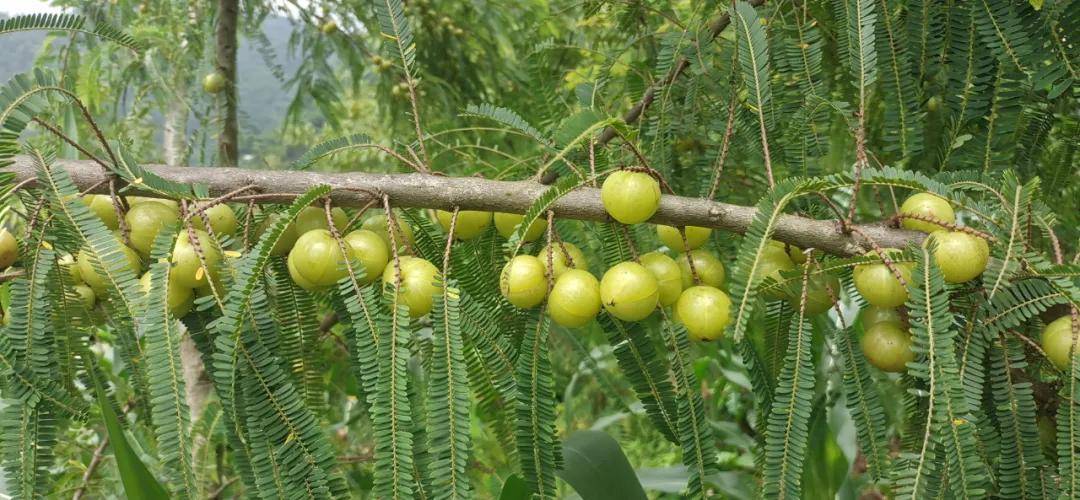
140 271 194 317
929 230 989 283
362 212 415 252
601 170 660 224
203 72 226 94
77 240 143 294
860 306 903 329
295 206 347 236
191 203 239 237
900 192 955 233
788 272 841 315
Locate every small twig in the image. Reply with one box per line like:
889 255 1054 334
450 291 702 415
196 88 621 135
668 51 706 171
181 202 224 309
382 195 405 287
610 128 652 172
618 224 640 261
707 89 739 200
32 117 110 169
72 437 109 500
848 224 908 287
108 180 130 245
588 139 598 188
679 228 700 285
892 213 995 242
242 200 255 248
0 269 27 283
344 198 379 232
208 476 239 499
185 184 259 219
442 208 459 275
544 211 556 291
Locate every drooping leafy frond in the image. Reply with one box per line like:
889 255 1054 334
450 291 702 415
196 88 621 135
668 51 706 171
731 1 775 169
426 279 472 499
662 321 717 498
461 103 553 148
371 287 419 499
515 312 560 497
0 13 144 51
989 332 1050 498
597 314 678 443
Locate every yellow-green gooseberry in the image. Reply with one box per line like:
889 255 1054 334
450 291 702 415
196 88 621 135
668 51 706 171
81 195 119 229
494 212 546 242
674 285 732 341
656 225 711 252
755 242 796 299
677 249 725 289
1042 315 1078 371
191 203 239 237
343 229 389 284
362 212 415 252
0 228 17 269
899 192 955 233
438 210 492 240
537 242 588 279
788 272 841 315
77 241 143 294
600 261 659 322
288 229 348 289
140 271 194 317
499 255 549 309
73 284 96 310
125 201 180 257
600 170 661 224
853 250 913 308
640 251 683 306
861 322 914 373
294 206 348 236
170 229 222 290
58 253 82 284
547 269 602 328
381 256 440 317
860 306 903 329
929 230 989 283
127 196 180 211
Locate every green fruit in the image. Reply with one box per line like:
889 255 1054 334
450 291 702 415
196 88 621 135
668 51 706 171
1042 315 1078 371
73 284 96 310
538 242 588 279
77 241 142 294
288 229 348 288
853 251 913 308
140 271 194 317
900 192 955 233
640 251 683 306
494 212 546 241
499 255 548 309
255 214 299 257
860 306 903 329
0 228 17 269
437 210 492 240
382 256 440 317
81 195 119 229
287 251 325 292
344 229 389 284
677 249 725 289
127 196 180 211
203 72 226 94
192 203 238 237
656 225 711 252
294 206 348 236
929 230 989 283
675 285 731 341
362 213 415 252
861 322 914 373
547 269 602 328
170 229 222 290
320 20 338 34
600 262 659 322
600 171 661 224
755 243 796 299
125 202 180 257
782 242 807 264
59 253 82 284
789 272 841 315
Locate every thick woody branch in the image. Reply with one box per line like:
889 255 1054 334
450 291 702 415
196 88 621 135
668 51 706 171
8 156 924 256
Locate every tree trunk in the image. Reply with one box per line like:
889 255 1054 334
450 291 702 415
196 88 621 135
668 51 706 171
215 0 239 166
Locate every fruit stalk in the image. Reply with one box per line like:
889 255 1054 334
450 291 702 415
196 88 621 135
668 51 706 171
8 156 926 256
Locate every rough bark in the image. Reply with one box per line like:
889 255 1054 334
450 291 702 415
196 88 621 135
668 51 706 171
215 0 239 166
10 156 925 256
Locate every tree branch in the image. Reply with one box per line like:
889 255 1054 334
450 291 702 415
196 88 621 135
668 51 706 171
8 156 923 256
597 0 766 144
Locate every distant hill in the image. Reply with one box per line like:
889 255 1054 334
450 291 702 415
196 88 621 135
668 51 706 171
0 12 303 135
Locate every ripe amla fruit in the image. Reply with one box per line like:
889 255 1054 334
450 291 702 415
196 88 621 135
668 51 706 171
81 195 119 229
600 170 661 224
860 306 903 329
755 241 796 299
0 228 17 269
853 250 913 308
437 210 492 240
321 20 338 34
73 284 96 309
127 196 180 211
494 212 546 242
861 322 914 373
677 249 725 289
125 201 180 257
382 256 440 317
500 255 548 309
547 269 602 327
640 251 683 306
675 285 732 341
288 229 348 290
899 192 955 233
343 229 389 284
191 203 239 237
140 271 194 317
170 229 222 290
600 261 659 322
77 241 143 294
362 213 416 251
255 214 299 257
656 225 711 251
294 206 348 236
928 230 989 283
203 72 226 94
537 242 588 279
1041 315 1078 371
